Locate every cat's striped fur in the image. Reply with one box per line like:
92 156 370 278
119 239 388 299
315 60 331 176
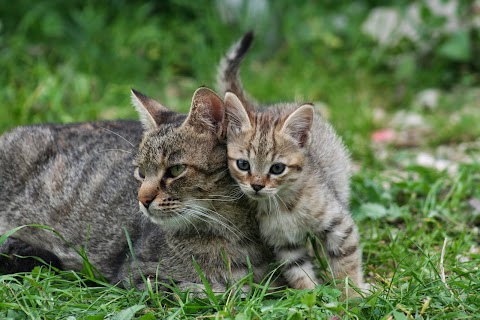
0 87 276 292
219 33 367 292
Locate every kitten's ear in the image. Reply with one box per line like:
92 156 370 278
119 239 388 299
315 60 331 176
131 89 170 131
225 91 252 134
183 87 225 137
280 104 314 147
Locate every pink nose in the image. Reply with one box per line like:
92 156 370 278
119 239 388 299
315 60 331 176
138 194 155 208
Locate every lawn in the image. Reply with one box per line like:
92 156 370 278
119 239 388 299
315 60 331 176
1 1 479 318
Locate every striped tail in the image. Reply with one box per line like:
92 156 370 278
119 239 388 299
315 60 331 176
217 31 256 112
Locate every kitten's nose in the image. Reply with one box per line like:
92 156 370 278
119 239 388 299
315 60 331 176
251 184 265 192
139 195 155 208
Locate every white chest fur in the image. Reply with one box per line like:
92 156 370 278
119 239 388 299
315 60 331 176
257 202 308 247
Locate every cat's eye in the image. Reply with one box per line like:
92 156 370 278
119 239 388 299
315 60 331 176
236 159 250 171
134 167 146 181
269 163 286 175
167 164 186 178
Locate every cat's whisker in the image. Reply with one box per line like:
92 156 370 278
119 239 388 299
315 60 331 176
188 205 239 233
183 207 230 236
274 194 289 211
185 204 252 242
225 186 245 198
172 208 200 234
192 193 243 202
217 168 230 175
94 125 135 148
97 148 133 154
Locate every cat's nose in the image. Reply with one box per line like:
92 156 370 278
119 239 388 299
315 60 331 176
139 195 155 208
251 184 265 192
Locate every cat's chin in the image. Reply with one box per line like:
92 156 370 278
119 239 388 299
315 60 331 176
139 204 187 229
147 215 187 229
244 192 271 201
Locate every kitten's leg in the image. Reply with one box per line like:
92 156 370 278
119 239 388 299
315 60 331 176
0 237 63 273
321 213 367 295
276 245 318 290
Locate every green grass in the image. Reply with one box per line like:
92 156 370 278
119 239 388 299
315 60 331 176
1 1 479 318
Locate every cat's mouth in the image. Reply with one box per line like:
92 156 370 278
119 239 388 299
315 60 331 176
139 201 185 225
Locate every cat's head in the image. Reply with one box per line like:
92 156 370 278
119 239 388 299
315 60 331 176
224 92 314 200
132 87 229 229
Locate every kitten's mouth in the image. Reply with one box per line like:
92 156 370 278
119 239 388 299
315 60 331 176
245 191 269 199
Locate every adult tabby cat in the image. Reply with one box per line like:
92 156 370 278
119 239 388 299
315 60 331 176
0 87 275 291
219 32 367 292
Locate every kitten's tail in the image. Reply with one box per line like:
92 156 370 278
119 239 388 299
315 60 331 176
217 31 256 112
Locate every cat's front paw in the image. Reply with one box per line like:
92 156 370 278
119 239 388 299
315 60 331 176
176 282 227 299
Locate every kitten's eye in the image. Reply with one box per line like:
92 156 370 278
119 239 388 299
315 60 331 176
236 159 250 171
167 164 186 178
269 163 286 175
134 167 146 181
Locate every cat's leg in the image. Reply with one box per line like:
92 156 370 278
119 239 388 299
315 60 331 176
320 213 368 295
275 245 318 290
0 237 63 273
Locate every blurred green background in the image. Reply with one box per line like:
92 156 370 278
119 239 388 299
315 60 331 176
1 0 479 164
1 2 479 317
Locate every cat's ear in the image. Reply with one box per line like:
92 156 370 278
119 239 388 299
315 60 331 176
280 104 314 147
131 89 170 131
183 87 225 137
225 91 252 134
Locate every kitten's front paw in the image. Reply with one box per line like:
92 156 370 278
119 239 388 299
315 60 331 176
359 282 372 294
291 276 318 290
343 281 372 299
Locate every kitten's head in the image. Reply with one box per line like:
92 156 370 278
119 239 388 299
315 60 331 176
132 87 229 229
225 92 314 200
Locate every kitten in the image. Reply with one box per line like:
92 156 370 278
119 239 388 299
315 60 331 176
220 33 367 292
0 87 275 291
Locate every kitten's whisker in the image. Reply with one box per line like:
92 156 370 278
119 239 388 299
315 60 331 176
272 196 280 216
275 194 288 211
94 125 135 148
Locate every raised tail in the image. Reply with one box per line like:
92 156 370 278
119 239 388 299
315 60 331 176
217 31 256 112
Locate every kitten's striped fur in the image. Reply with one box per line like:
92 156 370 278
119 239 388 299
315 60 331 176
219 33 367 292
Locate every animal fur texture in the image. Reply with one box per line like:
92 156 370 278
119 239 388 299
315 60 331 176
218 32 367 292
0 88 276 291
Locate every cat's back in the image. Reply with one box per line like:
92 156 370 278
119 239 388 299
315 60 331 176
0 120 144 276
2 120 139 163
309 110 351 205
0 120 142 197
